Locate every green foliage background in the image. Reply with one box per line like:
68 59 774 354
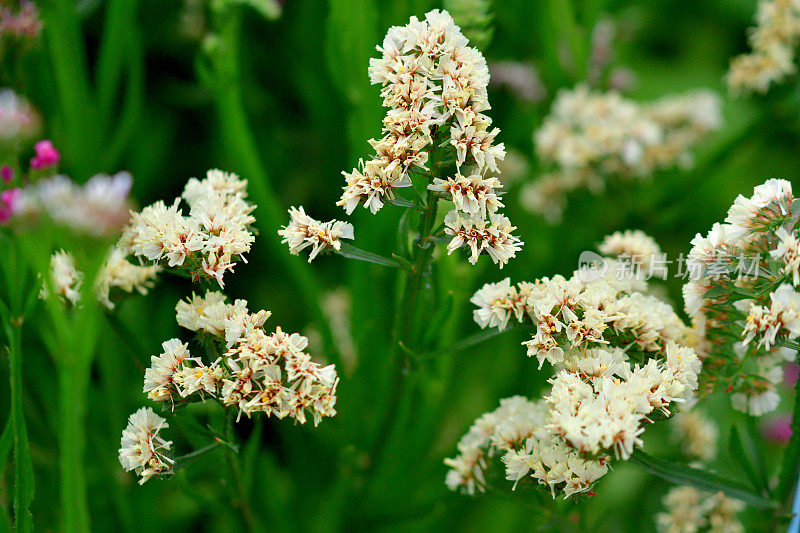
1 0 798 530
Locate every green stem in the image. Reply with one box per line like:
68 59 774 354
362 145 442 485
222 408 259 532
57 360 92 532
209 6 341 367
5 317 34 532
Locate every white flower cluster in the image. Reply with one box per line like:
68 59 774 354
118 407 173 484
599 229 663 271
43 247 159 309
547 344 700 460
141 291 339 426
683 178 799 416
449 234 702 497
656 486 744 533
727 0 800 94
670 409 719 462
338 9 520 267
15 171 132 236
121 169 255 287
475 270 690 369
341 9 501 214
521 86 721 223
444 396 608 498
278 206 354 263
0 87 38 142
443 211 522 267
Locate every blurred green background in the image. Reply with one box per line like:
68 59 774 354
2 0 799 530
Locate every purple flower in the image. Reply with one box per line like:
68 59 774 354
1 165 12 182
0 187 20 223
30 139 60 170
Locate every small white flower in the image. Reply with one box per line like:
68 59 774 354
118 407 173 484
771 227 800 286
278 206 354 262
444 210 522 268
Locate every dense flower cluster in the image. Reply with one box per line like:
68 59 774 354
727 0 800 94
43 247 159 309
656 486 744 533
140 291 339 425
336 9 521 267
444 396 608 498
278 206 354 262
521 86 721 223
448 234 702 497
118 407 174 484
683 178 799 415
121 169 255 287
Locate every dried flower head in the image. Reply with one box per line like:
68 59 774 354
118 407 174 484
122 169 255 287
278 206 354 262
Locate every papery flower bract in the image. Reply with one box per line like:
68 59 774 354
122 169 255 287
118 407 174 484
444 211 522 268
278 206 354 262
143 339 192 402
428 173 503 218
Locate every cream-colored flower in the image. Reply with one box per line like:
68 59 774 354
444 211 522 267
278 206 354 262
118 407 173 484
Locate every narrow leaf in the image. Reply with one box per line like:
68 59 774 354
438 326 513 354
728 425 766 495
337 243 399 268
631 450 778 509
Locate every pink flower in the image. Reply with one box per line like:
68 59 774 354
30 139 59 170
762 415 793 444
0 187 20 223
1 165 12 182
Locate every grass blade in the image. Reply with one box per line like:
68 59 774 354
630 450 777 509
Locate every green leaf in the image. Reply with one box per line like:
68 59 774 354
230 0 282 20
728 425 767 495
630 450 778 509
337 243 399 268
703 284 730 299
241 419 263 492
387 196 415 208
421 291 455 349
437 325 513 355
0 417 12 475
